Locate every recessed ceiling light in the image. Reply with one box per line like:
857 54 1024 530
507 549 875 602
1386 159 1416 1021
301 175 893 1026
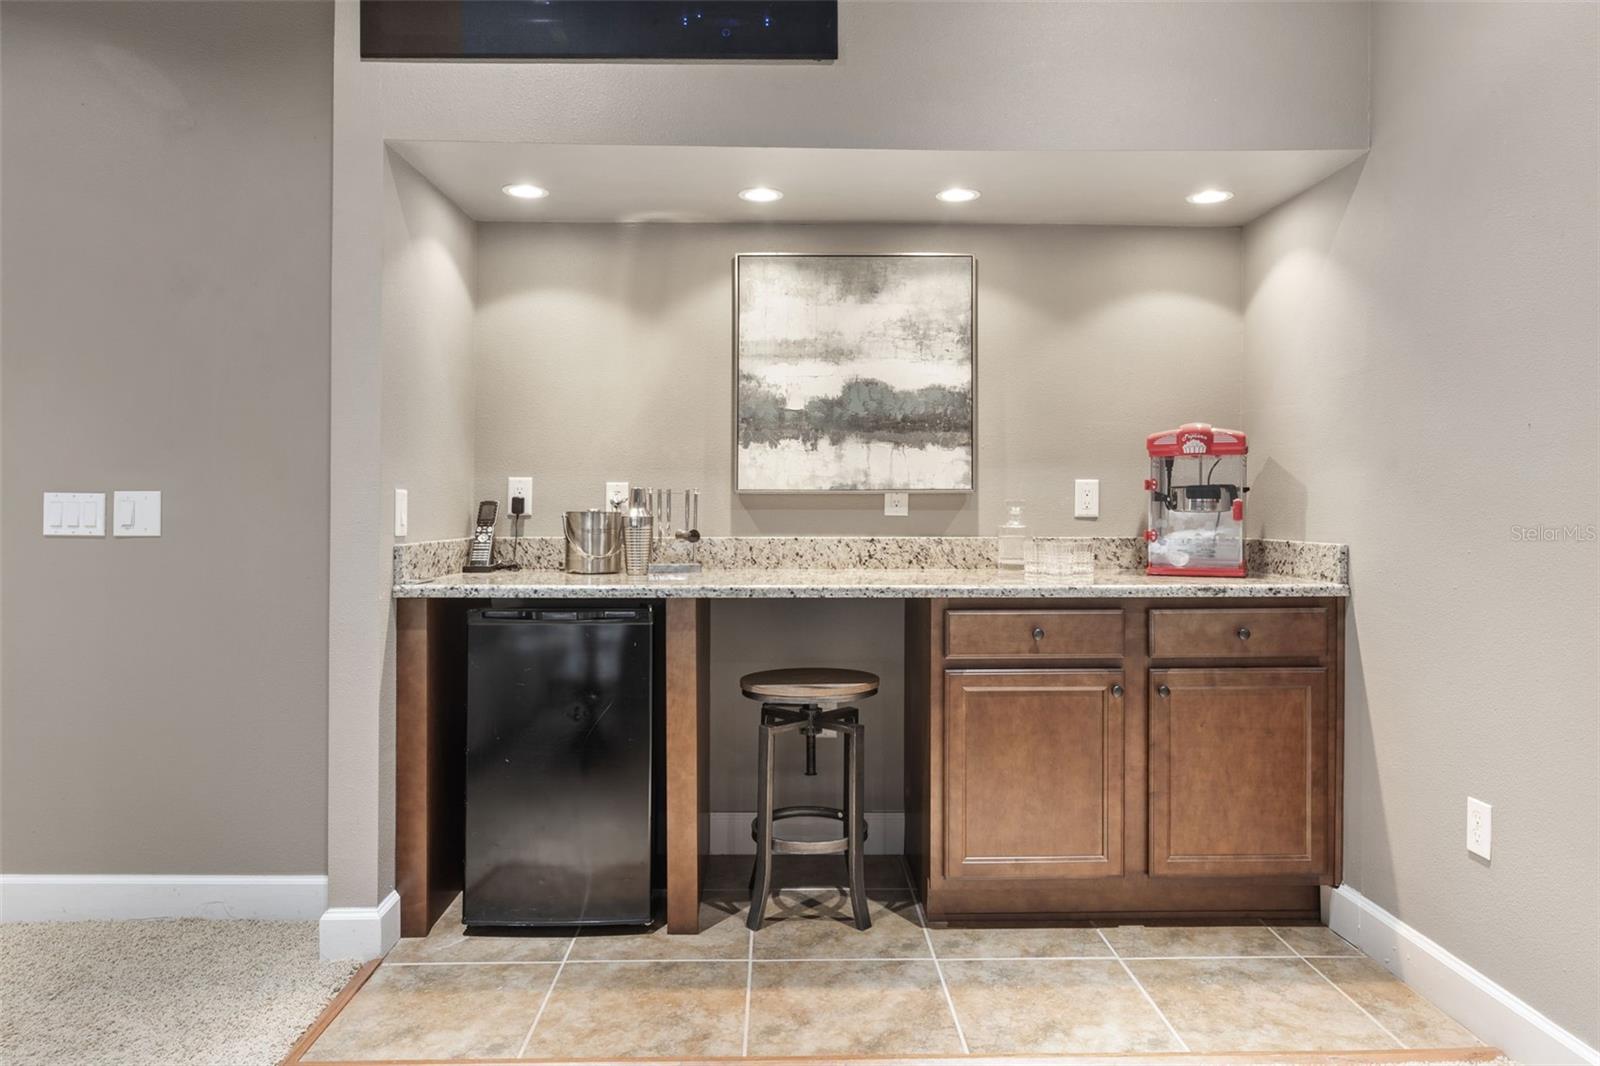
738 186 784 203
936 187 981 203
501 183 549 200
1185 189 1234 205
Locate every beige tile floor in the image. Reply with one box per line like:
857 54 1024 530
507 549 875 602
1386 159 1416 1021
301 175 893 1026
305 859 1482 1063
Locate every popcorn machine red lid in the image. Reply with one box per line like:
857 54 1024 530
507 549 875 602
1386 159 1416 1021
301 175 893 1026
1146 423 1247 458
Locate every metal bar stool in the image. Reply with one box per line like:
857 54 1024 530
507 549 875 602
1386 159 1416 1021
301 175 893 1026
741 668 879 932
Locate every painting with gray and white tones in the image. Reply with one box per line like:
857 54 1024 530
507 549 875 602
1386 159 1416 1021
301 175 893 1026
736 255 974 492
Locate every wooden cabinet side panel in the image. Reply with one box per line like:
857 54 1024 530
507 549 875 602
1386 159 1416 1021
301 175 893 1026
903 599 935 897
396 598 467 939
1332 601 1345 885
665 598 710 934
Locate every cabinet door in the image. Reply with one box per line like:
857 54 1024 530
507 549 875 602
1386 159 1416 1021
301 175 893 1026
944 670 1124 880
1149 668 1329 879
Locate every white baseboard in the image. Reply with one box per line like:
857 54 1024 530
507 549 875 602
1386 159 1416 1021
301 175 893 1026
709 811 904 856
319 889 401 961
1325 884 1599 1065
0 873 328 922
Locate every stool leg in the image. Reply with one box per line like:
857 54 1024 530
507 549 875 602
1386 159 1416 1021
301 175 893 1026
747 719 777 932
845 719 870 931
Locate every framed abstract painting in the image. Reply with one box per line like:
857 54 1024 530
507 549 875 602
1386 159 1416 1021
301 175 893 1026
734 253 976 493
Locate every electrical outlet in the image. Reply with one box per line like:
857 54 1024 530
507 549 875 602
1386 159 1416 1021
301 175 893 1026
1467 797 1492 860
884 492 909 517
394 488 409 537
508 477 533 516
1074 479 1100 519
605 481 630 511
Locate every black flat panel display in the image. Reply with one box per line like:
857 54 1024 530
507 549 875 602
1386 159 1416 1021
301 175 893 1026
362 0 837 60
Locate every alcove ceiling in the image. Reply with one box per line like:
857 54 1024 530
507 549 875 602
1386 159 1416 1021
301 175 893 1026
390 141 1366 227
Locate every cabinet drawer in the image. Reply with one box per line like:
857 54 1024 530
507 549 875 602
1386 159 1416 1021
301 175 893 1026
946 609 1124 661
1149 607 1328 660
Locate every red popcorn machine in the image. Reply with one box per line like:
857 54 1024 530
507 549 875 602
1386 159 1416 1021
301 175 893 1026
1145 423 1248 577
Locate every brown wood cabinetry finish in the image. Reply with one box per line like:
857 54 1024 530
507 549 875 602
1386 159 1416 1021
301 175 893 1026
395 593 1343 934
944 670 1125 879
395 598 470 938
946 608 1124 661
665 598 712 934
911 596 1343 923
1149 667 1330 879
1150 606 1327 660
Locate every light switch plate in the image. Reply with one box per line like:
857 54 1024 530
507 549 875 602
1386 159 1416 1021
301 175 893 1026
113 491 161 537
1467 797 1492 860
394 488 409 537
884 492 910 517
1074 479 1100 519
43 492 105 537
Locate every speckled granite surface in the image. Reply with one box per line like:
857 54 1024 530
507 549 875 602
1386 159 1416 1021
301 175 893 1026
393 566 1344 599
393 535 1348 598
1247 538 1349 584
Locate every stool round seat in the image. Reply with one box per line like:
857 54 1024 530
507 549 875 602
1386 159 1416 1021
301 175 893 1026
740 668 880 703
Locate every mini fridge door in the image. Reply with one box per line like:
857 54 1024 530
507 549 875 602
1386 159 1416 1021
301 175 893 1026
464 606 655 926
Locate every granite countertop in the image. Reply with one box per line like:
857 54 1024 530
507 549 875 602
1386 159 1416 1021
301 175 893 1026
393 566 1347 600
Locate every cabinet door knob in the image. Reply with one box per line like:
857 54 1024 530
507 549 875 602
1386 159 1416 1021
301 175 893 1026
1237 626 1252 641
1157 684 1171 697
1032 625 1045 641
1110 684 1124 698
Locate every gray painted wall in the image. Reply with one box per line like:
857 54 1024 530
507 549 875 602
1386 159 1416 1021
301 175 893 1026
473 221 1244 816
1242 2 1599 1045
473 223 1243 538
384 151 477 545
381 1 1370 152
0 2 333 873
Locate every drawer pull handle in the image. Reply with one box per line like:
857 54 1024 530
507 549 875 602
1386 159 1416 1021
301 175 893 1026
1157 684 1171 698
1110 684 1124 698
1237 626 1252 641
1032 625 1046 642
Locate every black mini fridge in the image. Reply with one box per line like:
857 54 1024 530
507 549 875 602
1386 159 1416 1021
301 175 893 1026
464 604 658 927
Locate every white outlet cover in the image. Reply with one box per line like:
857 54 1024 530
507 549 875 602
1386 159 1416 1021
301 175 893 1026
884 492 910 517
604 481 629 511
1467 797 1492 860
112 491 161 537
1074 478 1100 519
508 476 534 515
394 488 409 537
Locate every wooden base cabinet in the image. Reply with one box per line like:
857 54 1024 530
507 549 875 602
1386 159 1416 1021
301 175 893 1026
907 597 1343 923
944 670 1124 880
1148 667 1330 880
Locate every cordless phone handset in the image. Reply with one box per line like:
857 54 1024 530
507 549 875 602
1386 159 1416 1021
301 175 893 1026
465 499 498 572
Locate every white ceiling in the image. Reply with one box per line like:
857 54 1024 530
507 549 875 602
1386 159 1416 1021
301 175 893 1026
390 142 1366 227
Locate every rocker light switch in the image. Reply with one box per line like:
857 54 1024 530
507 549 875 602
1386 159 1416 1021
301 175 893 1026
43 492 104 536
113 491 161 537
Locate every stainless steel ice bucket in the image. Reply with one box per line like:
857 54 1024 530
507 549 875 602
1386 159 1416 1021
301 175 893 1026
563 510 624 574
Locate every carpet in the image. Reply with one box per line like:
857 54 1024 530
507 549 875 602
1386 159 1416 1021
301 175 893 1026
1 918 360 1066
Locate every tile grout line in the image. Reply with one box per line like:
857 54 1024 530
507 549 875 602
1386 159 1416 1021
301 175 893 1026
741 927 755 1057
515 934 575 1059
1264 926 1407 1050
1097 927 1190 1054
902 861 970 1055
